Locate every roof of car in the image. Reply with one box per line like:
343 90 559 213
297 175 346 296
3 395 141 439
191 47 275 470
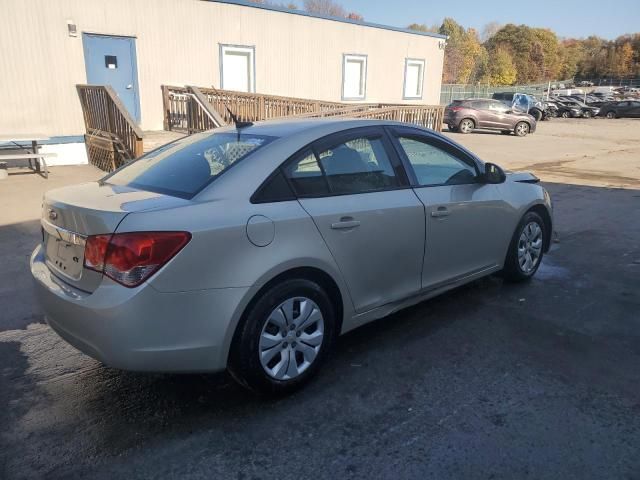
214 117 421 137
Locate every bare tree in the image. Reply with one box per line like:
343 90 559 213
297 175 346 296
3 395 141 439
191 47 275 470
481 21 503 42
303 0 347 17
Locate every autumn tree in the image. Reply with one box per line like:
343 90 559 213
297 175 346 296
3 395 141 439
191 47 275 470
438 18 487 84
489 47 517 85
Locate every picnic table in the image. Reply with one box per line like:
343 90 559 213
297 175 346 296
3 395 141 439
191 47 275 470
0 134 57 178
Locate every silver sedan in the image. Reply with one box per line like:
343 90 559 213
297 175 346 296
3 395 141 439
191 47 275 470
31 119 553 394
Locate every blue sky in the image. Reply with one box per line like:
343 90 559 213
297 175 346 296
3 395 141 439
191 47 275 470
337 0 640 39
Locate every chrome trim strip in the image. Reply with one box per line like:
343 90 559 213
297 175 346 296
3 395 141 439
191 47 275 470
41 219 87 247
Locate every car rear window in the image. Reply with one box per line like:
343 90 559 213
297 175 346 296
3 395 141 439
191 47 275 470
104 131 277 198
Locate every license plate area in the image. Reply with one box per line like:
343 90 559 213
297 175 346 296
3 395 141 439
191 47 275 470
43 224 86 281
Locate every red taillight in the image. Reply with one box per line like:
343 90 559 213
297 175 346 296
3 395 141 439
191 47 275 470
84 235 111 272
450 106 463 112
83 232 191 287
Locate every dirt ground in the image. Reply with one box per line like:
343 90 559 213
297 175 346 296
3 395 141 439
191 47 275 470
1 120 639 479
444 117 640 189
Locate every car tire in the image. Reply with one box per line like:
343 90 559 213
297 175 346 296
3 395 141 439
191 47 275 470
561 111 570 118
531 109 543 121
228 278 336 395
458 118 475 134
514 122 530 137
501 211 546 282
583 110 592 118
605 111 616 119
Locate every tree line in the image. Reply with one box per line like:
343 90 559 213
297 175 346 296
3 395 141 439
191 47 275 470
409 19 640 85
251 1 638 86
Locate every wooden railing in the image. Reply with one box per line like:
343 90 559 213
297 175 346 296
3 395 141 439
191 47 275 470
161 85 445 134
161 85 226 134
77 85 144 171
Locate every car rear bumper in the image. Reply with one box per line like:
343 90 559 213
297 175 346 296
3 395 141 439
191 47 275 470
31 244 248 373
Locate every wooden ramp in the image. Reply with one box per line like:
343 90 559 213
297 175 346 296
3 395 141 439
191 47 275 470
77 83 444 172
162 85 445 135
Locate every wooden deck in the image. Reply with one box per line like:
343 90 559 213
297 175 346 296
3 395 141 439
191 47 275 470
143 130 185 153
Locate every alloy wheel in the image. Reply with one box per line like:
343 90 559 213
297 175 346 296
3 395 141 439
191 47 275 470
517 222 543 274
459 119 474 133
259 297 325 380
516 122 529 136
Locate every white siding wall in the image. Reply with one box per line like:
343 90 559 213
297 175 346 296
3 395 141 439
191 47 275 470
0 0 445 136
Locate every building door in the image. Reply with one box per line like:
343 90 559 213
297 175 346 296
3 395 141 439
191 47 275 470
82 33 141 122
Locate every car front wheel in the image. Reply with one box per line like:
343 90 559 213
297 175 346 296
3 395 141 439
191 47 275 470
605 111 616 119
501 211 546 282
228 278 336 395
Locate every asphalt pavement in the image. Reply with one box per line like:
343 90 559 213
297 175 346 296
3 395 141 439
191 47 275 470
1 168 639 479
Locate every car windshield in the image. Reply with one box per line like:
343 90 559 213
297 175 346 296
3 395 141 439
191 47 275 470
104 131 277 198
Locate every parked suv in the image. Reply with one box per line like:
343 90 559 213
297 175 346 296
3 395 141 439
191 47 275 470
445 99 537 137
492 92 545 121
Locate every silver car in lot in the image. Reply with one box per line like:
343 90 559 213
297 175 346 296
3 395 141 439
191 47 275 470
31 119 553 394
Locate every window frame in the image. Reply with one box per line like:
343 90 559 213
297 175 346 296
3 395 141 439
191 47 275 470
251 127 411 203
341 54 368 101
402 58 425 100
386 126 482 188
219 44 256 93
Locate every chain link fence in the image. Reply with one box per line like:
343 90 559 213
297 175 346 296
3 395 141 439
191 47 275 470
439 80 573 105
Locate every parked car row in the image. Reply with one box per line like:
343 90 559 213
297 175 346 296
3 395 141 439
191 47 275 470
445 91 640 136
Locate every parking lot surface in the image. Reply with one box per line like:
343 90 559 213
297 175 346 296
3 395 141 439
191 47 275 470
1 119 639 479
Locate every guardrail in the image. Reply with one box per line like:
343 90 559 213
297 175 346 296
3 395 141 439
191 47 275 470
77 84 144 171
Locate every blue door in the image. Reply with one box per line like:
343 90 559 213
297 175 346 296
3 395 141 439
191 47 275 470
82 34 141 122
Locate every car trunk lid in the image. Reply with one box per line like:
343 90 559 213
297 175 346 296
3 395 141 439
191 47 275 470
42 181 190 292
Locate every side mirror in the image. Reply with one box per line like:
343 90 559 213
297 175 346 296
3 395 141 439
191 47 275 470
483 162 506 184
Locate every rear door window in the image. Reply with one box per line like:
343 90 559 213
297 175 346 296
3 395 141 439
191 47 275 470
105 132 277 198
317 136 400 195
282 129 406 197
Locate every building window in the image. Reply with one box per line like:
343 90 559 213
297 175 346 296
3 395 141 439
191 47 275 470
342 54 367 100
403 58 425 100
220 45 255 92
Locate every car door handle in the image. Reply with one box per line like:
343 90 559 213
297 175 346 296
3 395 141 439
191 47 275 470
331 217 361 229
431 207 450 218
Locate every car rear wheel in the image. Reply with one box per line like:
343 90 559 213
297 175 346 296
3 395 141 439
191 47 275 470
514 122 530 137
458 118 475 134
583 110 592 118
501 211 545 282
605 111 616 119
228 278 336 395
561 111 570 118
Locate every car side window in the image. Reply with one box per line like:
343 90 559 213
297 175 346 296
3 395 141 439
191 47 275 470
472 100 491 110
316 136 400 194
396 136 478 187
489 101 508 113
283 150 329 197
